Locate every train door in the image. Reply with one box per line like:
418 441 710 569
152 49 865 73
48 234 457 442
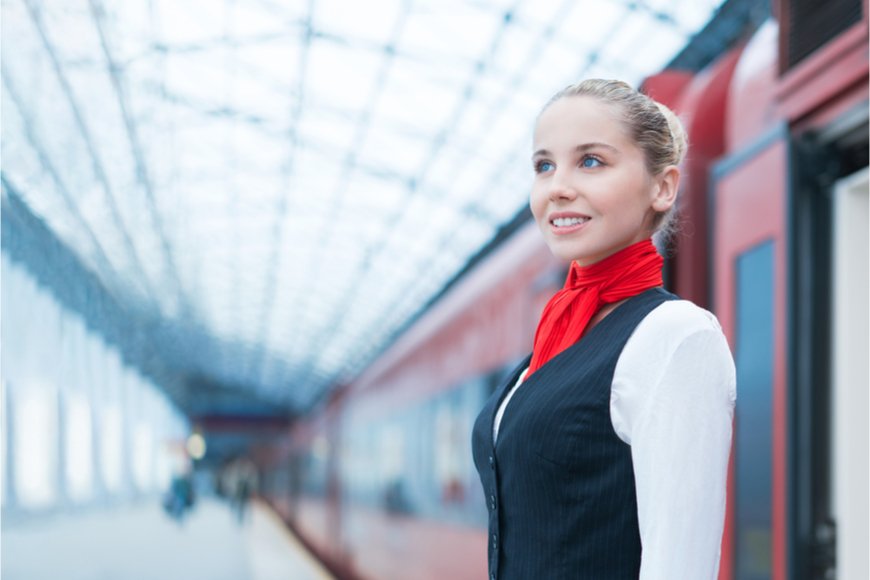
711 125 790 580
789 109 868 579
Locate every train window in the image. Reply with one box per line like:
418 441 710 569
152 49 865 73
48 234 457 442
734 241 775 579
303 435 330 497
434 394 465 504
334 377 490 528
378 423 408 512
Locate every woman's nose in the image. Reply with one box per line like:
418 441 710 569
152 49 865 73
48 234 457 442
548 170 577 201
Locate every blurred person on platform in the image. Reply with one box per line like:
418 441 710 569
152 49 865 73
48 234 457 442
162 468 195 522
222 457 259 524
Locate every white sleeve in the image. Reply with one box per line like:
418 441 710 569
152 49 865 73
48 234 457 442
611 302 736 580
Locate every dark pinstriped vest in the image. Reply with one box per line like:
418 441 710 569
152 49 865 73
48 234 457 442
472 288 677 580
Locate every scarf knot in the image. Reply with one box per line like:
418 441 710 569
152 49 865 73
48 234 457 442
526 239 663 377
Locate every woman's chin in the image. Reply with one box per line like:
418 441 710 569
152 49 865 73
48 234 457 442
547 243 596 265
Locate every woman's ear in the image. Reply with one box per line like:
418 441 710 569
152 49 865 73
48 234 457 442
651 165 680 212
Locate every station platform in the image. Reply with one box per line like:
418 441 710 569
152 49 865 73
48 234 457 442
1 497 334 580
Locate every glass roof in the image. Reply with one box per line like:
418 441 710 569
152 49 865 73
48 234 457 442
1 0 725 412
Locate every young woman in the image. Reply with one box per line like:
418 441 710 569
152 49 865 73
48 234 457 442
472 79 736 580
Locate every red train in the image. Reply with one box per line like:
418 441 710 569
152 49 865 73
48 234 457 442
257 3 868 579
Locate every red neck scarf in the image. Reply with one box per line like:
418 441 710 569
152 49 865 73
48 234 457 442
526 239 663 377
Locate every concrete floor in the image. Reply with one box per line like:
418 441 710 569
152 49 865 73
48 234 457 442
1 497 333 580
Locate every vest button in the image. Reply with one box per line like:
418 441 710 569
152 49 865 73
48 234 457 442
488 455 494 468
490 494 496 509
491 574 495 580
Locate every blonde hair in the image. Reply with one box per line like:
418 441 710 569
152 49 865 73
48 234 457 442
541 79 688 237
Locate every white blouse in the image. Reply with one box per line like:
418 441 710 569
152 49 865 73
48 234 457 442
493 300 736 580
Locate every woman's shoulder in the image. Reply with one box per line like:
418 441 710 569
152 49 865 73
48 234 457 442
618 298 729 368
611 298 735 443
639 296 724 342
616 297 735 398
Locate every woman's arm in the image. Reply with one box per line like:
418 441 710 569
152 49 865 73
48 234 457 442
611 301 736 579
628 326 736 579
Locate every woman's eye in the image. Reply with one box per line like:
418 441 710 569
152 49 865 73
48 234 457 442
581 156 602 168
535 160 555 173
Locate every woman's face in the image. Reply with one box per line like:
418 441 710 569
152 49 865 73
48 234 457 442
530 96 676 266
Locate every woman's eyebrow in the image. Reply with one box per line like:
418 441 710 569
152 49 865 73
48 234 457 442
575 142 619 153
532 142 619 158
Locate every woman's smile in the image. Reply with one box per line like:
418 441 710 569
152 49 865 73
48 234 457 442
548 211 591 235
